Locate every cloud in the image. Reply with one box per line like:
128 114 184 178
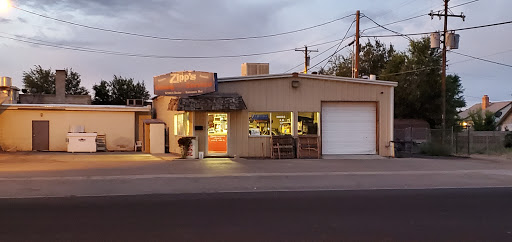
0 17 11 23
17 17 27 23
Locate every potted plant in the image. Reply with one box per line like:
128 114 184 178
177 137 193 158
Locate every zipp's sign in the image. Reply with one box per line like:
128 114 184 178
154 71 217 96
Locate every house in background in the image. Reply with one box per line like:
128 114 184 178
459 95 512 131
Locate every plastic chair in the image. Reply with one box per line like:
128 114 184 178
134 141 143 151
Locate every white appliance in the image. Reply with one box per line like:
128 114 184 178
67 133 97 153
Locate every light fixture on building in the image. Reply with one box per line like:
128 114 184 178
291 80 300 88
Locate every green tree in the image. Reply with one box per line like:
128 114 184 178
319 39 395 77
321 37 466 128
22 65 55 94
91 80 111 105
92 76 150 105
387 38 465 128
469 108 497 131
65 68 89 95
22 65 89 95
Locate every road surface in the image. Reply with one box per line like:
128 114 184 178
1 188 512 241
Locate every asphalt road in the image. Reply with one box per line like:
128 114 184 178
1 188 512 241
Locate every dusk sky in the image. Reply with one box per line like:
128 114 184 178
0 0 511 108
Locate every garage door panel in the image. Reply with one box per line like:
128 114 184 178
322 102 376 155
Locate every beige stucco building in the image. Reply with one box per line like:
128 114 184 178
0 104 150 152
154 72 397 158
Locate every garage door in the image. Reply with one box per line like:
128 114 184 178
322 102 376 155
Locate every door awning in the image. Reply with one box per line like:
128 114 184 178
168 93 247 111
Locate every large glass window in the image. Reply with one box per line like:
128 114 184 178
249 112 270 136
271 112 293 135
174 113 190 136
249 112 293 136
298 112 319 135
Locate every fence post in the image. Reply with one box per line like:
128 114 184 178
451 127 454 154
486 134 489 154
467 128 471 156
455 129 458 154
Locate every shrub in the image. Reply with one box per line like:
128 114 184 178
177 137 193 158
504 133 512 148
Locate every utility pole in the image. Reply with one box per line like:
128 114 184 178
354 10 360 78
295 46 318 74
429 0 465 133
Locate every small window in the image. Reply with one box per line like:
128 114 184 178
271 112 293 136
174 113 190 136
298 112 319 135
249 112 270 136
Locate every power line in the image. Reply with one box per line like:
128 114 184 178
449 51 512 68
283 19 356 73
449 49 512 65
379 66 438 77
361 14 426 32
361 20 512 38
361 14 413 41
308 43 352 71
0 34 295 58
13 5 354 42
321 19 357 70
360 0 477 33
0 32 351 59
450 0 479 9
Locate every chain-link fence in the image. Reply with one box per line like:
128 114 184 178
394 128 511 157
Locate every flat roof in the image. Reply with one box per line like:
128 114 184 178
0 104 151 112
218 73 398 87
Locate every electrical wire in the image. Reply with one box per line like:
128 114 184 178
0 32 352 59
361 14 426 32
0 34 296 58
321 19 357 70
378 66 438 77
361 20 512 38
450 0 479 9
449 51 512 68
308 44 352 71
283 19 356 73
362 0 479 35
13 5 354 42
362 14 413 41
449 49 512 65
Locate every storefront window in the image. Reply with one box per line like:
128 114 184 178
249 112 270 136
249 112 293 136
298 112 319 135
174 113 189 136
271 112 293 135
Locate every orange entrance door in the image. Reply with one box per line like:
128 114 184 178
207 113 228 154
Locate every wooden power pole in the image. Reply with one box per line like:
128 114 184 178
295 46 318 74
430 0 465 132
355 10 360 78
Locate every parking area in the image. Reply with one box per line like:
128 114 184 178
0 151 511 178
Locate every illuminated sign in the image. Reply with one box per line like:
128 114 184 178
154 71 217 96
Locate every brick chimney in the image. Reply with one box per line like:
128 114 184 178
482 95 490 110
55 70 66 103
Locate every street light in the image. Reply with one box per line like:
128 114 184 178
0 0 11 12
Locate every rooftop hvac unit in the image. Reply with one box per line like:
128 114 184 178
446 32 460 50
0 77 12 87
430 32 441 49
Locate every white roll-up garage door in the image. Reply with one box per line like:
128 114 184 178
322 102 377 155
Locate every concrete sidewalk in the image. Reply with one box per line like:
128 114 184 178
1 152 512 198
